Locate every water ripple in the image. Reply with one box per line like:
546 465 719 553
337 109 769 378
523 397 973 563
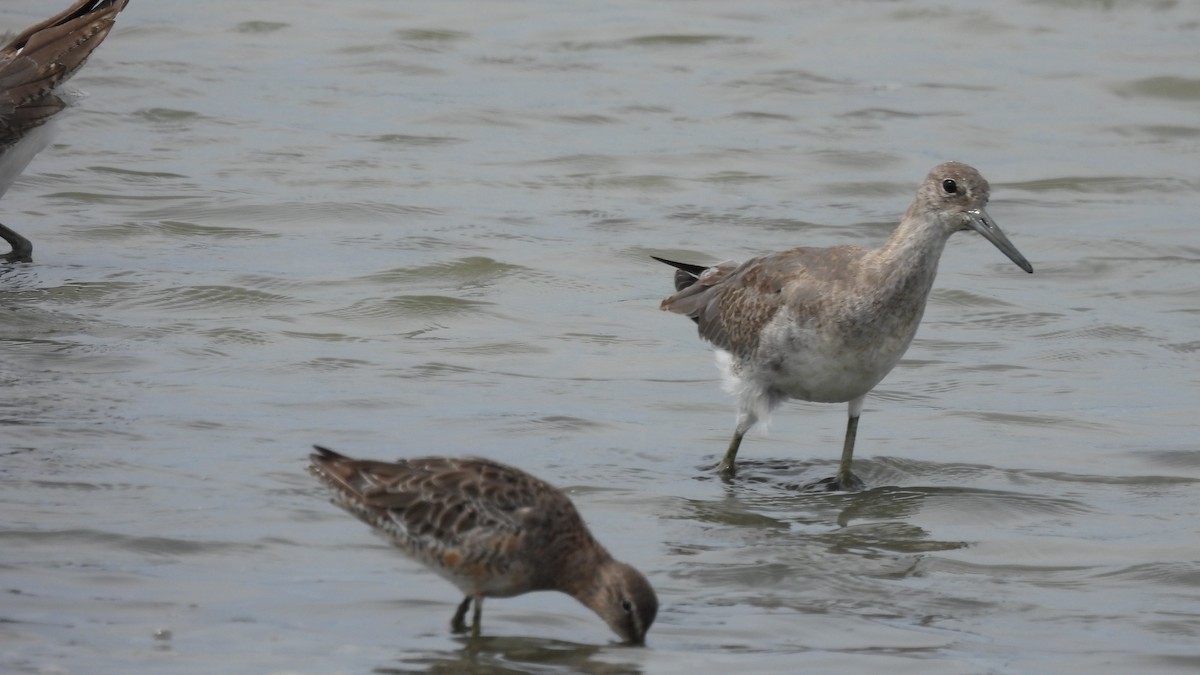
320 294 492 320
85 220 277 240
0 528 255 558
1006 175 1198 194
125 286 296 313
1110 76 1200 101
354 256 527 288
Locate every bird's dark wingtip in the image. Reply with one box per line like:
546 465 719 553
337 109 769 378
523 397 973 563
310 445 348 463
651 255 709 277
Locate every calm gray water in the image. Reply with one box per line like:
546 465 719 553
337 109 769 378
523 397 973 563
2 0 1198 673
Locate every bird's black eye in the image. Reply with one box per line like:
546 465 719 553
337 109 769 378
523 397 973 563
942 179 958 194
621 599 633 614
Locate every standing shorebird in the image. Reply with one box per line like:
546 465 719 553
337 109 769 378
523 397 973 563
307 446 658 643
1 0 130 263
654 162 1032 491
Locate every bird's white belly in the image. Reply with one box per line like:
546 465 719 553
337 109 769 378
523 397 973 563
735 315 918 403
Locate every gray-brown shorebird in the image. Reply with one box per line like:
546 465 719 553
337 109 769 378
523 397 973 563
308 446 658 643
654 162 1032 491
1 0 130 263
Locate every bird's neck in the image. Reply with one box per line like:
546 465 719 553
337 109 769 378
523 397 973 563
558 542 617 603
858 205 952 316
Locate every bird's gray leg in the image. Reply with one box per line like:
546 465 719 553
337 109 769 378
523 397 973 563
717 431 744 477
1 223 33 263
833 396 866 491
470 596 483 637
717 411 757 477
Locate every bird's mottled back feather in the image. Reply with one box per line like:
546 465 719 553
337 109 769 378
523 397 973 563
659 245 869 358
308 446 598 597
310 449 581 548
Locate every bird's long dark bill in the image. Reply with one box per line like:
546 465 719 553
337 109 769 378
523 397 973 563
967 208 1033 273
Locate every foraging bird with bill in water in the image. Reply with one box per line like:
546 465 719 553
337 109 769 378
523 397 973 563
307 445 658 643
654 162 1032 491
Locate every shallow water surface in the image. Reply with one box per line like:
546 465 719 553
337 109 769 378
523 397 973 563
2 0 1199 673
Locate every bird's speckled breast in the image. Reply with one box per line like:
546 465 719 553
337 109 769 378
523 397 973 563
744 272 933 403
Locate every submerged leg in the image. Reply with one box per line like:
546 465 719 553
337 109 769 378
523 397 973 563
451 596 472 633
1 223 33 263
